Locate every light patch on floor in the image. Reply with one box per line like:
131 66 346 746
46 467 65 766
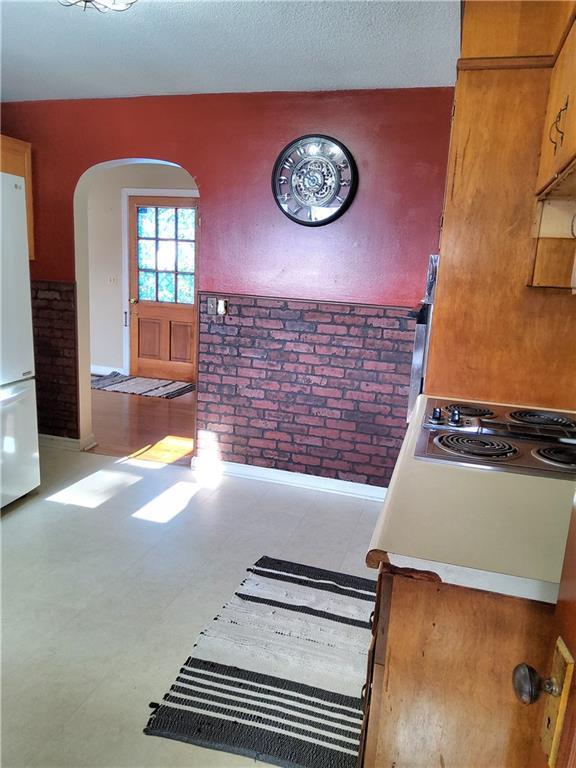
1 446 381 768
128 435 195 466
131 481 200 524
46 468 142 509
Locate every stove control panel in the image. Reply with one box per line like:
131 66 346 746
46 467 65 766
423 407 479 431
422 400 576 441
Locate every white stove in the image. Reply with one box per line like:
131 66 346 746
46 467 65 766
415 399 576 479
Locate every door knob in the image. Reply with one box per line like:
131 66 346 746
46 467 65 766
512 663 560 705
129 298 139 304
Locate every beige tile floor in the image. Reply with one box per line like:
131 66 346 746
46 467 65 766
1 446 381 768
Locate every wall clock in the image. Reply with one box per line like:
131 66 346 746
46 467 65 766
271 135 358 226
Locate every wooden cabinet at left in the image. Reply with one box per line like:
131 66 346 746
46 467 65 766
0 135 34 260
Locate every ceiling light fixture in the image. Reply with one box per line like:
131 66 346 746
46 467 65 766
59 0 138 12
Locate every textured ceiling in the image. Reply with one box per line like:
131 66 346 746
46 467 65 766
0 0 459 102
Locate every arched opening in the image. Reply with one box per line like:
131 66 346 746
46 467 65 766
73 159 199 457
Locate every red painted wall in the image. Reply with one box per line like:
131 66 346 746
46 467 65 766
1 88 452 306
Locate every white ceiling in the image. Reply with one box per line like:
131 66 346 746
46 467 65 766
0 0 459 102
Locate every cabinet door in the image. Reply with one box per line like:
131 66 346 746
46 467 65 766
529 504 576 768
363 578 554 767
0 136 34 261
537 22 576 192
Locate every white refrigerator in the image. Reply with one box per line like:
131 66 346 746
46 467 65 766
1 171 40 506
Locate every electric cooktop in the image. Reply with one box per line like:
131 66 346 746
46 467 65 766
414 399 576 479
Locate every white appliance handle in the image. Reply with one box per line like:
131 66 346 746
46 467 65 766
0 383 33 406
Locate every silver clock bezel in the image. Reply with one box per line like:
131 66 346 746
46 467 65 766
271 134 358 226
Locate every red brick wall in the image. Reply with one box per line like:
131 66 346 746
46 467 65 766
197 294 416 487
31 281 79 438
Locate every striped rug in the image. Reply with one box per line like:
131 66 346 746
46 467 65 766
144 556 376 767
91 372 195 399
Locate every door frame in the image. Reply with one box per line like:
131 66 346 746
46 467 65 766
120 187 199 375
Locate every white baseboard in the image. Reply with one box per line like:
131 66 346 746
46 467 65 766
90 365 127 376
39 433 97 452
191 457 387 501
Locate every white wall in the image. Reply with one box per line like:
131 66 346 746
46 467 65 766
87 163 197 373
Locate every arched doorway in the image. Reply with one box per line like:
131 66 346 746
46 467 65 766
73 159 199 458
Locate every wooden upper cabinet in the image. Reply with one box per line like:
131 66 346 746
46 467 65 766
461 1 576 59
537 21 576 193
426 66 576 409
0 135 34 260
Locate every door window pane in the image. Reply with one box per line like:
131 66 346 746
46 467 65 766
177 241 195 272
139 271 156 301
177 273 195 304
177 208 195 240
158 272 176 303
138 240 156 270
136 204 196 304
157 240 176 271
157 207 176 239
138 207 156 238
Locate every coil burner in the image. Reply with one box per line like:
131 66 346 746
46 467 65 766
508 411 576 429
533 446 576 469
445 404 496 419
434 433 519 461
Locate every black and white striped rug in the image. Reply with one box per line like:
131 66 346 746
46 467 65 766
91 372 195 399
144 556 376 767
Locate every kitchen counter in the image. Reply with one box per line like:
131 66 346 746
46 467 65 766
367 396 576 602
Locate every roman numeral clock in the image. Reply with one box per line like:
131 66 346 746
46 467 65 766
271 135 358 226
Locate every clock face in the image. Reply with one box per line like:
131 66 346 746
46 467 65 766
272 135 358 226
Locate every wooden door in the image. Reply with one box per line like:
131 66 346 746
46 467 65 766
530 504 576 768
128 196 198 382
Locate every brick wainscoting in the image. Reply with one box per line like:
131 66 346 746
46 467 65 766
197 294 416 487
31 281 79 438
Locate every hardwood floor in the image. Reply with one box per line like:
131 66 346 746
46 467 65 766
89 388 196 464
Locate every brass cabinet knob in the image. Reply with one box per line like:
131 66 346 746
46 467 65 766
129 298 139 304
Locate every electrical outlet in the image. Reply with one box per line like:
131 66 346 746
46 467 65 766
217 298 228 316
207 297 217 315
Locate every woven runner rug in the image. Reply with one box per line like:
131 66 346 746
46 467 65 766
144 556 376 767
91 372 195 399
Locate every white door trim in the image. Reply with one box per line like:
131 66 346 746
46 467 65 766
120 188 200 375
